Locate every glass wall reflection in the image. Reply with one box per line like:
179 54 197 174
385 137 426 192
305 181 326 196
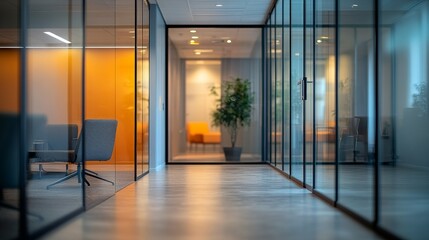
168 28 262 163
314 1 336 200
26 0 84 233
0 1 21 238
338 0 375 221
291 0 304 182
275 0 283 170
379 1 429 239
283 0 291 174
136 0 150 177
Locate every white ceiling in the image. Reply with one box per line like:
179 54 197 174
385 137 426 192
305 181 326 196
169 28 261 59
153 0 274 25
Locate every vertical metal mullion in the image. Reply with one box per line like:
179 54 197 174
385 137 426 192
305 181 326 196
288 0 292 176
267 19 273 164
302 0 307 186
19 0 28 237
281 0 285 171
374 0 380 226
82 0 87 209
334 0 339 205
274 11 277 167
134 0 138 180
261 27 265 162
312 0 316 188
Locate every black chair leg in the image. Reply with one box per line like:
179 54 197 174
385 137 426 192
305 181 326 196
46 171 78 189
85 171 114 185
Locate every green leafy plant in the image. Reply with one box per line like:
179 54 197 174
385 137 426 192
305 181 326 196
412 81 427 117
210 78 254 148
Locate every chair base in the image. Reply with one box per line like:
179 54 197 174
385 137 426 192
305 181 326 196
46 164 114 189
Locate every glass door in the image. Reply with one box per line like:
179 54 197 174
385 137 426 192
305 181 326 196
290 0 304 182
304 0 314 187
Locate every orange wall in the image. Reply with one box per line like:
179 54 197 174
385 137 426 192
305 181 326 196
0 49 20 113
86 48 135 164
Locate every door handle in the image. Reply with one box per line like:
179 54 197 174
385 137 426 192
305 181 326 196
301 77 307 101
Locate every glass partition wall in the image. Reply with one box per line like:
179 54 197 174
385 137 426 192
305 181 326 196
168 27 263 163
265 0 429 239
0 0 150 238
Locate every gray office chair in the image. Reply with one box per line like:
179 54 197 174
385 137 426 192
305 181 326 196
46 119 117 189
83 119 117 186
31 124 79 179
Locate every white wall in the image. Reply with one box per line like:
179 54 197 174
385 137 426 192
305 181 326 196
185 60 221 132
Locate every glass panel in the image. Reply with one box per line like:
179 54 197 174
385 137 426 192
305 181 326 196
26 0 84 233
142 0 150 173
291 0 304 182
136 0 144 177
283 0 291 174
0 1 20 238
115 0 135 191
379 0 429 238
85 0 115 207
338 1 375 221
266 21 271 163
168 28 262 163
275 0 283 170
305 0 314 186
271 14 277 165
314 1 336 199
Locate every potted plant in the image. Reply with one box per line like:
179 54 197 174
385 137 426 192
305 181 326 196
210 78 253 161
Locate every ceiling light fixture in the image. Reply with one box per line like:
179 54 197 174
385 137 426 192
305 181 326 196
321 36 329 39
44 32 71 44
226 40 232 43
192 36 199 39
190 30 197 33
352 4 358 8
316 39 322 43
216 4 223 7
195 52 201 55
189 40 200 45
295 53 300 56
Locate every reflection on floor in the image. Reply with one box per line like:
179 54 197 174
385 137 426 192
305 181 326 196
45 165 380 240
172 153 262 163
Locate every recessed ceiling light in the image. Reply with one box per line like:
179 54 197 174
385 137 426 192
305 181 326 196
195 52 201 55
44 32 71 44
216 4 223 7
226 40 232 43
192 36 199 39
189 40 199 45
316 39 322 43
295 53 300 56
190 30 197 33
352 4 358 8
321 36 329 39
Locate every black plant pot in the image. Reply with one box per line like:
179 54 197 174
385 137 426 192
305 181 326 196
223 147 242 161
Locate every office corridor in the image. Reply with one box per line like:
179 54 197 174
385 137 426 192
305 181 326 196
44 165 380 240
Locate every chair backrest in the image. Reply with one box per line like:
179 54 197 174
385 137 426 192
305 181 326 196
84 119 117 161
45 124 79 150
0 113 20 188
187 122 209 139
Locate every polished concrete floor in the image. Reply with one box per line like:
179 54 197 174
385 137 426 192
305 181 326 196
44 165 380 240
